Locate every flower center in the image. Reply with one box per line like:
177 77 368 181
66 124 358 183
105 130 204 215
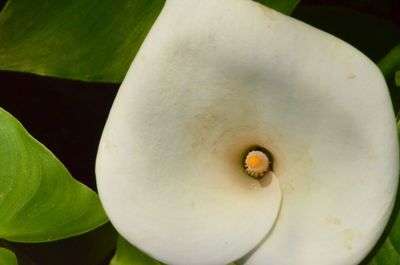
244 148 272 178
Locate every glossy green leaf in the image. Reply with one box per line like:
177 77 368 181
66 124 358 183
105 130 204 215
0 108 108 242
0 0 300 83
368 218 400 265
378 43 400 79
377 42 400 118
0 240 38 265
0 0 165 82
110 237 163 265
0 248 18 265
254 0 300 15
367 207 400 264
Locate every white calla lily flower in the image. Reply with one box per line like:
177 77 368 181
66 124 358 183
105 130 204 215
96 0 399 264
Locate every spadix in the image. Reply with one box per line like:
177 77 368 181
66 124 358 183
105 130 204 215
96 0 399 264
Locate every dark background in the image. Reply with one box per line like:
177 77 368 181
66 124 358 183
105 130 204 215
0 0 399 264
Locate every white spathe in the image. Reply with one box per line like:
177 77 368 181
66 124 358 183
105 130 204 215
96 0 399 265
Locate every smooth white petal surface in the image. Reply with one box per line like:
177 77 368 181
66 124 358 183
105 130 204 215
96 0 399 265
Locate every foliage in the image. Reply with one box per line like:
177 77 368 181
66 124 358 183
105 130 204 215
0 108 107 242
0 248 18 265
0 0 165 82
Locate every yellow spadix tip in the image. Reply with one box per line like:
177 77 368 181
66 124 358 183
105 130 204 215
244 150 270 178
247 155 261 167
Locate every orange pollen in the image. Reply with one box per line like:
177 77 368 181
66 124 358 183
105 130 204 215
244 150 270 178
247 155 261 168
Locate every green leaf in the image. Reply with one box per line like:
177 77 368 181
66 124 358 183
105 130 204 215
378 43 400 79
0 248 18 265
0 240 38 265
0 0 165 82
368 214 400 265
0 0 300 82
0 108 108 242
110 237 163 265
254 0 300 15
377 43 400 117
